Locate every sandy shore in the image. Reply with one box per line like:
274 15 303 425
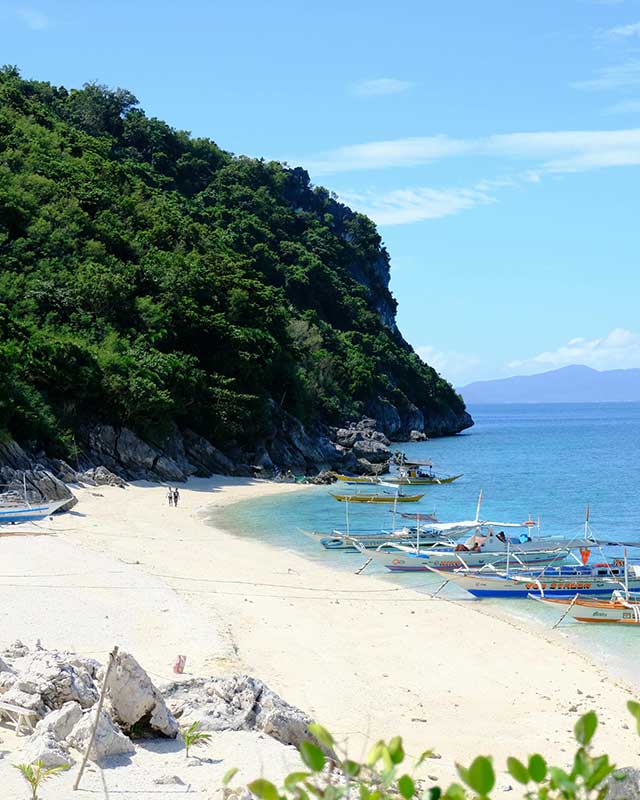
1 477 639 797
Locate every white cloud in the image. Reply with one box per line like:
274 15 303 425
305 128 640 176
416 345 482 385
572 60 640 91
606 21 640 37
508 329 640 372
16 7 49 29
337 184 495 226
306 135 470 174
351 78 414 97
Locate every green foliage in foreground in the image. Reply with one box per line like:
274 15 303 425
14 760 69 800
234 707 640 800
0 66 466 457
181 719 212 758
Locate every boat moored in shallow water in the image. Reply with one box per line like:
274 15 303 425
433 563 640 598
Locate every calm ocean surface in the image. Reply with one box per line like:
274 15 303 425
219 403 640 682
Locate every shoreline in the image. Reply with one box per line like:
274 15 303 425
1 476 639 795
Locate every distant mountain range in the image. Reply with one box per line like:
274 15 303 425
460 365 640 404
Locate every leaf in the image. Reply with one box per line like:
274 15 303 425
398 774 416 799
465 756 495 796
528 754 547 783
442 783 467 800
586 755 614 790
455 764 470 787
223 768 239 786
628 701 640 733
416 749 440 766
429 788 442 800
308 723 334 750
507 757 529 785
367 741 385 767
248 779 279 800
284 772 311 790
575 711 598 746
299 741 326 772
389 736 405 765
342 759 361 778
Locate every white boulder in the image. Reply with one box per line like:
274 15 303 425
22 731 72 768
34 701 82 740
107 651 178 738
68 709 134 762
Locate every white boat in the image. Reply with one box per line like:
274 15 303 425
0 498 68 525
534 591 640 624
302 526 453 552
363 530 570 572
433 562 640 597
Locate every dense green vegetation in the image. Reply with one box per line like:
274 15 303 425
0 66 466 457
233 707 637 800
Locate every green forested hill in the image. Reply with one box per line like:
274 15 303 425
0 67 470 467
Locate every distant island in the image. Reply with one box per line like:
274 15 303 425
460 364 640 404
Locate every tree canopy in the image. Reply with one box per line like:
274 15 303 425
0 67 466 456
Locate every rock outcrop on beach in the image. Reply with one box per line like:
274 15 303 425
0 640 313 771
163 674 312 747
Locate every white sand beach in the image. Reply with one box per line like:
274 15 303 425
1 477 639 798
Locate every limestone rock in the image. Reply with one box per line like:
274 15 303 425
0 686 46 717
10 650 99 711
0 671 16 692
68 709 134 761
607 768 640 800
34 701 82 741
351 437 390 463
163 674 311 747
107 651 179 738
22 731 72 768
79 466 127 487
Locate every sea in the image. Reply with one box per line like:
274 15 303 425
218 403 640 683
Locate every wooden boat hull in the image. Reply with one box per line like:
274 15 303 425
384 474 463 485
535 595 640 624
0 499 68 525
330 493 424 504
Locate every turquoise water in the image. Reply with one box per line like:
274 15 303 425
219 403 640 682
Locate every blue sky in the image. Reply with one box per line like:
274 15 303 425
4 0 640 384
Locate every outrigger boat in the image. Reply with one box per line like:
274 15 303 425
0 498 68 525
331 491 424 504
533 548 640 624
302 527 453 552
432 562 640 598
361 527 570 571
534 591 640 624
0 476 70 526
383 468 463 486
330 483 424 504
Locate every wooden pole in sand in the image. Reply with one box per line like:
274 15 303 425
73 645 119 791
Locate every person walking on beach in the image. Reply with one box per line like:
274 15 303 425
173 487 180 507
167 487 174 507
